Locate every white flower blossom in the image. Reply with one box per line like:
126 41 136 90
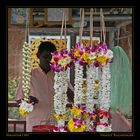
19 100 33 112
53 71 68 128
74 62 83 106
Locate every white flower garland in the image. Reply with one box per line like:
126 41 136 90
53 71 68 128
86 65 99 131
74 62 83 106
97 63 112 132
99 64 111 111
86 65 96 113
22 42 32 101
19 42 33 116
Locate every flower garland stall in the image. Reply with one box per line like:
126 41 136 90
17 8 114 132
19 42 33 116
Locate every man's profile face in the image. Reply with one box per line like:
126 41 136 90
39 51 52 73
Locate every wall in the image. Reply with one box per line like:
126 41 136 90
8 25 25 78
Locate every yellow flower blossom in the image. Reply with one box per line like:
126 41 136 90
81 53 90 63
54 114 66 121
83 112 90 119
92 115 96 120
74 49 81 57
70 106 83 117
58 58 70 68
96 55 108 65
19 107 29 116
68 118 86 132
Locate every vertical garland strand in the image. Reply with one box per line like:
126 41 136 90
53 11 69 132
19 8 33 117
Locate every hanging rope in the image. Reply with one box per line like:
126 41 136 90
90 8 93 47
100 9 103 42
64 14 67 48
79 8 82 43
60 10 67 49
60 11 65 49
79 8 84 44
24 8 29 43
100 8 106 43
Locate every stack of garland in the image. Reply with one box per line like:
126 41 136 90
50 48 72 132
19 42 33 116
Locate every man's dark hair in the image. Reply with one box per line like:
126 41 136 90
37 41 56 56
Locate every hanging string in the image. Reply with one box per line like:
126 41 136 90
24 8 29 43
90 8 93 47
79 8 82 42
100 9 103 42
64 14 67 48
60 11 65 49
27 12 30 43
100 8 106 43
102 11 106 43
79 8 84 44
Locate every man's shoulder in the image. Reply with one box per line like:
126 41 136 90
31 67 40 75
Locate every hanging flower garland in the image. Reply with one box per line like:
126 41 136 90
96 43 113 132
50 48 72 132
64 42 86 132
19 42 33 116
